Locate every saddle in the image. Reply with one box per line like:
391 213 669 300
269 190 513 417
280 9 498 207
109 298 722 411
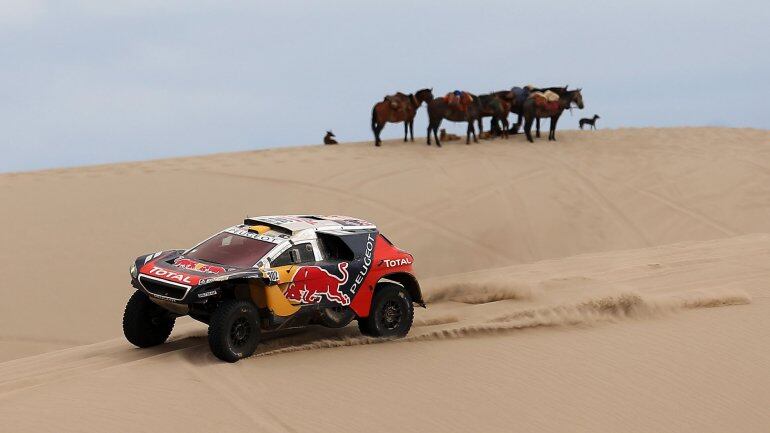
530 90 560 102
384 93 411 112
530 90 561 112
444 91 474 112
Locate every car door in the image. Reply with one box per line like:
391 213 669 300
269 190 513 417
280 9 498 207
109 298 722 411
270 242 320 304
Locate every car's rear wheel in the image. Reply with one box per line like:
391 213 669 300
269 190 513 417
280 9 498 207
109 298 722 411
208 300 260 363
123 290 176 348
358 283 414 338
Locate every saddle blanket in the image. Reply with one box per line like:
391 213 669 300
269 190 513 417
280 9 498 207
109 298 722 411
532 98 560 112
444 91 474 112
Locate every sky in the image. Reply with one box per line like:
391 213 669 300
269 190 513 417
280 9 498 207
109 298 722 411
1 0 768 172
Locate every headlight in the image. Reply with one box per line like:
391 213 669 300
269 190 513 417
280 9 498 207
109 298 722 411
130 264 138 278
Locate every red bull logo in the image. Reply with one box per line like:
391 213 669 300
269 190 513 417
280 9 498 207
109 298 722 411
174 258 226 275
285 262 350 305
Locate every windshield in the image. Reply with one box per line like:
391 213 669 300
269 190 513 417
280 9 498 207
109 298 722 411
185 232 275 268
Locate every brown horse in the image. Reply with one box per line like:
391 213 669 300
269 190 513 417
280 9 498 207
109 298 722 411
522 88 584 142
478 91 514 139
371 88 434 146
509 85 568 137
426 91 482 147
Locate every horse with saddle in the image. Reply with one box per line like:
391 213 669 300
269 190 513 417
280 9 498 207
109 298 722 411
371 88 434 146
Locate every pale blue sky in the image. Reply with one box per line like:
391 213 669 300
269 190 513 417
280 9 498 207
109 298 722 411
1 0 768 172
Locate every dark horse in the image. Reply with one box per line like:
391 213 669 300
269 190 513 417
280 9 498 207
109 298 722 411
371 88 434 146
426 92 482 147
477 91 514 139
509 86 568 137
522 88 584 142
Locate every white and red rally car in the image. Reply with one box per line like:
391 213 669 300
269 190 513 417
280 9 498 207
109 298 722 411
124 215 423 362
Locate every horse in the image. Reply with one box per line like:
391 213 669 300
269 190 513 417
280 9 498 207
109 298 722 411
477 91 514 140
323 130 338 145
426 91 482 147
522 88 584 142
579 115 600 130
509 85 568 137
371 88 434 146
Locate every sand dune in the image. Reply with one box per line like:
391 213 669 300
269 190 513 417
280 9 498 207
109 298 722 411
1 127 770 432
1 234 768 432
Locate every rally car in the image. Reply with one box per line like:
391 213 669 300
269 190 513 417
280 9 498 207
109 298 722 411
123 215 423 362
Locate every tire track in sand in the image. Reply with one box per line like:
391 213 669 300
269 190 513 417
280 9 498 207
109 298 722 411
193 168 510 262
527 143 653 246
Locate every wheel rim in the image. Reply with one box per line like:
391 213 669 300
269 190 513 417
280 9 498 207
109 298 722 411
230 317 251 348
147 304 169 327
381 300 403 330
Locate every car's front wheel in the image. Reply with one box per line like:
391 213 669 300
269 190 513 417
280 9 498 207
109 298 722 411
208 300 260 362
358 283 414 338
123 290 176 348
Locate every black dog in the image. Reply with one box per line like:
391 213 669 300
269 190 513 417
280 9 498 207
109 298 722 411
579 115 600 130
324 130 338 145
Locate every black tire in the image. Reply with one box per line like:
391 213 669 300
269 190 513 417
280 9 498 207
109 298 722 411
208 300 260 363
123 290 175 348
357 317 375 336
358 283 414 338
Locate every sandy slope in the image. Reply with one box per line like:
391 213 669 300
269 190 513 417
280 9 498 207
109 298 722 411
1 127 770 432
0 235 768 432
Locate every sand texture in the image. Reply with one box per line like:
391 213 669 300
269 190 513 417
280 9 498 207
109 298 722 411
1 127 769 432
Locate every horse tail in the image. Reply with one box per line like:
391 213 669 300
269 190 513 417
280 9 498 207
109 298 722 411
371 105 376 131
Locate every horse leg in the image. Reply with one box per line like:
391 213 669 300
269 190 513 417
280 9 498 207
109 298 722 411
477 118 484 140
466 122 472 145
468 121 478 144
403 121 408 142
410 119 415 141
501 116 509 139
428 119 442 147
536 117 541 138
374 121 385 147
524 116 534 143
550 116 560 141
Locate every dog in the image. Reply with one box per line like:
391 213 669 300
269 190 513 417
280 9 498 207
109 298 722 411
324 130 338 145
579 115 600 130
439 128 461 141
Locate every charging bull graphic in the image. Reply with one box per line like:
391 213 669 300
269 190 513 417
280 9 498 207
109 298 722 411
285 262 350 305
